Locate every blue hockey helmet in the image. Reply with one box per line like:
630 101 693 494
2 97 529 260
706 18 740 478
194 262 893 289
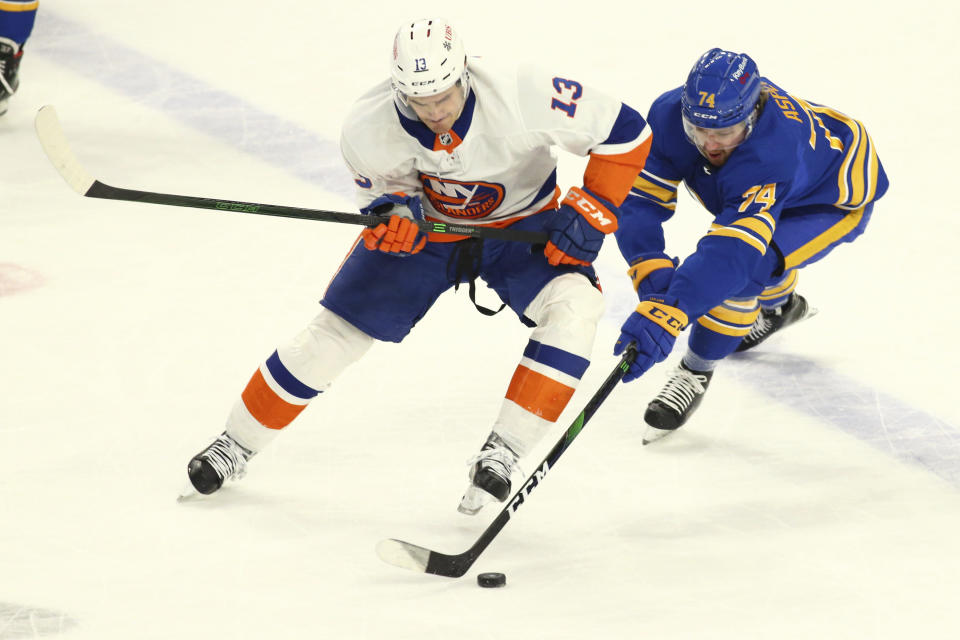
681 48 762 129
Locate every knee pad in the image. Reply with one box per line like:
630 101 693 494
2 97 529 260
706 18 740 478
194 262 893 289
523 273 604 355
277 309 374 390
524 273 604 326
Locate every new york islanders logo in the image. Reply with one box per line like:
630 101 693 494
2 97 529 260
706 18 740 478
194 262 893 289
419 173 505 220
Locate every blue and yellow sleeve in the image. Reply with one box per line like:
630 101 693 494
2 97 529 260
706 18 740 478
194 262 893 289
667 174 789 319
614 151 683 259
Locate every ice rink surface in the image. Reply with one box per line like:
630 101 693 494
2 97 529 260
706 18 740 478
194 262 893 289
2 1 958 638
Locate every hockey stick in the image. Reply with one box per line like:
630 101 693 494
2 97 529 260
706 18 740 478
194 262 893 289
33 105 548 244
375 342 638 578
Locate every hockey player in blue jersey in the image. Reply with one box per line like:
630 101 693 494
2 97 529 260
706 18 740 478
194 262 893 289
0 0 38 115
613 48 888 443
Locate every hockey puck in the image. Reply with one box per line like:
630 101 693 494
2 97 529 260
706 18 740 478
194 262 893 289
477 572 506 588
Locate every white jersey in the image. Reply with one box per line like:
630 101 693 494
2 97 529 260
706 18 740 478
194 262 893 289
339 58 651 227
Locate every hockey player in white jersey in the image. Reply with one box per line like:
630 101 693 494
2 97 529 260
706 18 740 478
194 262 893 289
184 18 652 514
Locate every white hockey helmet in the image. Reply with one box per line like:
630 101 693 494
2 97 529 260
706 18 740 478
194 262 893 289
391 18 468 100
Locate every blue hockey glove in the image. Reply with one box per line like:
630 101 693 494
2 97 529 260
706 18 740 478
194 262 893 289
614 295 689 383
627 252 679 298
360 193 425 220
544 186 619 266
360 193 427 257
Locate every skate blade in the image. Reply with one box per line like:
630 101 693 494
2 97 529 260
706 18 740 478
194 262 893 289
457 485 493 515
642 425 677 445
177 481 200 502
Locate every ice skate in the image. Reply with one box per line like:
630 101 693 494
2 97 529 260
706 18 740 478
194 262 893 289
736 293 817 352
181 432 254 498
0 37 22 116
643 362 713 444
457 434 519 515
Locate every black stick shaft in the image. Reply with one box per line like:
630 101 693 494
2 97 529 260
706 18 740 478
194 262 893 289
87 181 549 244
423 343 637 577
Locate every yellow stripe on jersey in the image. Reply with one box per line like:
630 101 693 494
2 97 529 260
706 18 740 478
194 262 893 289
795 97 844 152
697 298 759 337
850 121 870 207
783 205 866 270
698 313 759 337
631 171 679 211
708 225 767 254
637 169 680 189
707 212 775 254
722 298 760 312
859 128 881 207
632 176 675 203
698 315 752 337
807 103 881 211
0 0 38 11
732 215 775 245
759 270 798 300
706 302 761 327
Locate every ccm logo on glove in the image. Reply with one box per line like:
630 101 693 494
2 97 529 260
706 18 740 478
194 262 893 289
563 187 618 232
636 299 688 335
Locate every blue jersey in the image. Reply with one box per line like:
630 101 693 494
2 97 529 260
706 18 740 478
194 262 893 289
615 80 888 319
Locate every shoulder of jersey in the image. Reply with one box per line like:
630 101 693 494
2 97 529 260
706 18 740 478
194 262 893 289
648 86 684 123
342 79 396 131
730 97 805 179
469 58 525 104
646 87 695 160
340 79 417 175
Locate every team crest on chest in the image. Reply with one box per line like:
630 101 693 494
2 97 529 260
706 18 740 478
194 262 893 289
419 173 505 219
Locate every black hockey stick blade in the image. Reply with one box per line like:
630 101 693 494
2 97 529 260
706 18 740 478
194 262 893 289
33 105 548 244
376 343 637 577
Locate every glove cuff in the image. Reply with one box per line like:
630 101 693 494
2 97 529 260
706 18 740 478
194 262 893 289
562 186 618 234
627 253 677 293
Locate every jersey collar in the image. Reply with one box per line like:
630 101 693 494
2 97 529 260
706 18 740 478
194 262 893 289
395 89 477 153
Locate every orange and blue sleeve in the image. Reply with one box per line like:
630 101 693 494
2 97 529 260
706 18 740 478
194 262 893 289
582 103 652 207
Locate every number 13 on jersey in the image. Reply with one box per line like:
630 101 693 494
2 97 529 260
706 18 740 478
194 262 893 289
551 78 583 117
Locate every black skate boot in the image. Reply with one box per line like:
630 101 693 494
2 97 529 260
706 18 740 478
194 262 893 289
736 293 817 352
0 37 23 116
457 433 519 515
185 432 254 495
643 362 713 444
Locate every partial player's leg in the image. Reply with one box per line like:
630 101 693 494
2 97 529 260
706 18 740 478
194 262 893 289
644 203 874 443
736 270 817 352
185 309 374 495
643 273 811 443
0 1 37 115
459 270 604 514
184 238 457 496
737 203 872 353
